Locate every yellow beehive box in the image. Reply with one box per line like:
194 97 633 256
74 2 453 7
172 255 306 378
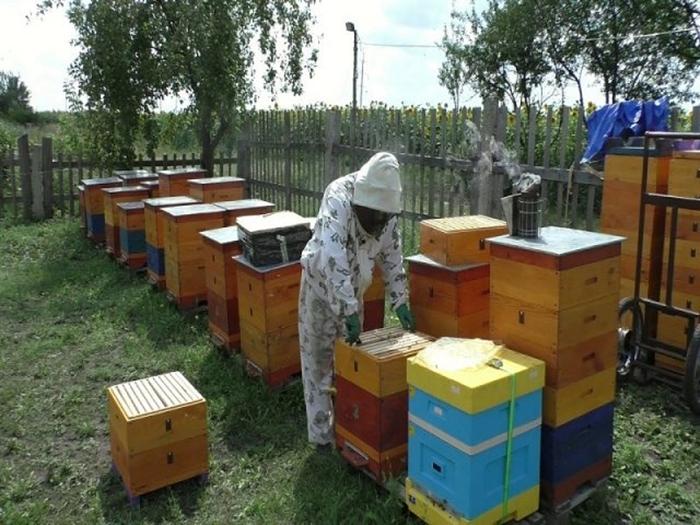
420 215 507 266
543 367 616 427
188 176 246 203
102 186 150 258
158 167 208 197
107 371 208 502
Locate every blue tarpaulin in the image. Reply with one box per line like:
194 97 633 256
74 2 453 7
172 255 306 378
581 97 670 164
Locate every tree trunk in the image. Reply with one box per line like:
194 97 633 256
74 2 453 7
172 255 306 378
200 129 215 176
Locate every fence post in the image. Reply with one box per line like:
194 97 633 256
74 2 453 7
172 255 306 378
31 144 44 220
692 105 700 132
237 119 251 181
477 99 498 216
42 137 53 219
324 110 340 184
18 135 32 221
284 112 292 210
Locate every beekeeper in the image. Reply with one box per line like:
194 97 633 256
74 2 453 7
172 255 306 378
298 151 415 448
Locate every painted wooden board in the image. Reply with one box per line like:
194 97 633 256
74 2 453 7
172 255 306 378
141 180 160 197
336 424 408 484
668 155 700 198
542 367 616 427
420 215 507 266
188 177 246 203
201 226 241 299
602 153 669 188
239 321 300 381
413 306 490 340
82 177 122 214
115 169 158 186
158 168 208 197
213 199 275 226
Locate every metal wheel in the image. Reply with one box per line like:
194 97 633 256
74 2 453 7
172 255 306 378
618 297 643 378
684 326 700 414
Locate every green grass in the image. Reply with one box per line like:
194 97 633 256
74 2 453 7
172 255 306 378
0 218 699 524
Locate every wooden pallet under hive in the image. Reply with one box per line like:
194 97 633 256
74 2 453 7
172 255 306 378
334 327 434 484
235 256 302 387
213 198 275 226
117 201 147 270
420 215 508 266
102 186 150 258
82 177 122 243
162 204 225 310
108 371 208 506
158 168 208 197
188 176 246 203
408 254 490 340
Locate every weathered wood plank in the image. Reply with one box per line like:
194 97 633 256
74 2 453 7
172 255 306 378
556 107 570 223
542 106 553 224
18 135 31 221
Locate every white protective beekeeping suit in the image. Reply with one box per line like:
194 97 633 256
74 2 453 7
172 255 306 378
298 152 409 445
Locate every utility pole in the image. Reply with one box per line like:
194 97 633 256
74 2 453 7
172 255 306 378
346 21 358 169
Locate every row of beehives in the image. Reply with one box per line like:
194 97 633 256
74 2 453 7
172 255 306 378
78 167 385 388
601 147 700 372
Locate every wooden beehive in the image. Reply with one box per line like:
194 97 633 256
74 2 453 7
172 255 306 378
108 371 208 503
141 180 160 197
116 169 158 187
158 168 208 197
213 198 275 226
117 202 147 270
78 184 86 231
82 177 122 242
188 176 246 203
143 196 199 289
363 267 385 331
408 254 490 339
200 226 242 352
162 204 225 309
420 215 507 266
102 186 150 258
335 327 434 483
235 256 301 387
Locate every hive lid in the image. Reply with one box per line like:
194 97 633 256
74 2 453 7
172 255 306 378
141 180 160 187
158 167 207 177
349 327 434 361
188 176 245 186
108 371 204 420
421 215 507 233
236 211 310 235
82 177 122 186
214 199 275 211
406 253 487 272
488 226 624 256
161 203 225 218
102 186 148 195
232 254 300 273
117 201 145 212
143 196 199 208
200 226 239 245
407 338 545 414
114 169 156 181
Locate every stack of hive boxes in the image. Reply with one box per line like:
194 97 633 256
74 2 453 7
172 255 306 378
102 186 150 258
409 216 507 340
188 177 246 203
162 204 225 309
82 177 122 242
405 338 544 524
158 168 208 197
488 227 623 509
117 202 147 269
334 327 433 483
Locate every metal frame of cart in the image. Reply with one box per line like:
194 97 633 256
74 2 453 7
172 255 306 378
618 131 700 413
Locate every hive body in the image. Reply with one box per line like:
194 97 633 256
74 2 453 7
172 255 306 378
102 186 150 258
82 177 122 242
420 215 508 266
158 168 208 197
117 201 147 269
188 177 246 203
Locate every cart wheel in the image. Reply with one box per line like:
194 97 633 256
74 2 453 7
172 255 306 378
618 297 643 378
684 326 700 414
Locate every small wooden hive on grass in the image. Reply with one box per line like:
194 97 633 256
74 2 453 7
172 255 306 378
102 186 150 258
143 196 200 289
115 169 158 187
162 203 225 309
235 255 302 387
188 176 246 203
108 371 208 507
158 167 208 197
117 201 147 270
334 327 433 484
213 198 275 226
82 177 122 243
200 226 242 352
420 215 507 266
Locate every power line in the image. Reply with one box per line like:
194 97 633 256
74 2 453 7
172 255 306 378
362 42 440 49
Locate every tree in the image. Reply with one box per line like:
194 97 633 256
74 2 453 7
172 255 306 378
40 1 317 171
438 11 470 110
0 72 34 124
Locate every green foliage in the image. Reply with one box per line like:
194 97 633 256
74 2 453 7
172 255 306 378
0 72 34 125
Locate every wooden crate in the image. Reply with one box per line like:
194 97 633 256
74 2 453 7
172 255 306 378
200 226 242 352
489 227 623 390
235 256 302 386
144 196 199 289
115 169 158 187
158 168 208 197
162 204 225 309
82 177 122 242
102 186 150 258
108 371 208 504
408 254 490 339
78 184 86 231
117 202 147 270
188 177 246 203
141 180 160 197
213 198 275 226
335 327 433 483
420 215 507 266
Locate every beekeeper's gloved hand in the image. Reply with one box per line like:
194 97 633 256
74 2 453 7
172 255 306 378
345 313 361 345
396 304 416 332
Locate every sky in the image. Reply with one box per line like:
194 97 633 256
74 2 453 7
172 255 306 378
0 0 691 113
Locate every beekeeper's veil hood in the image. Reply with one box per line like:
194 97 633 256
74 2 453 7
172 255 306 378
352 152 402 214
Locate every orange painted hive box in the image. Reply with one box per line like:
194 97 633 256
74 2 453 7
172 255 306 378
117 201 147 270
82 177 122 242
235 255 302 387
420 215 508 266
188 176 246 203
108 371 208 505
213 198 275 226
102 186 150 258
161 204 225 309
334 327 434 484
363 267 385 331
408 254 490 340
200 226 243 352
158 168 208 197
115 169 158 187
143 196 199 289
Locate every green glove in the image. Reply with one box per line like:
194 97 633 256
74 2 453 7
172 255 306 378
396 304 416 332
345 313 361 345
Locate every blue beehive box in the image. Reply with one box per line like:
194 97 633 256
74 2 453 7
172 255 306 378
406 338 545 523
